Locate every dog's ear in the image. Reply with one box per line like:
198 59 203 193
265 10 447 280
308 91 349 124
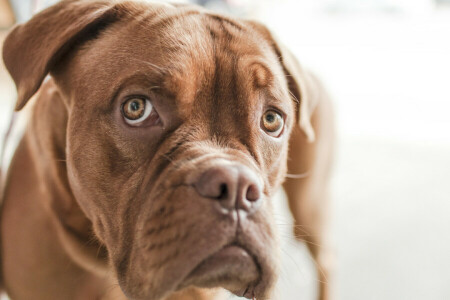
2 0 119 111
246 20 317 142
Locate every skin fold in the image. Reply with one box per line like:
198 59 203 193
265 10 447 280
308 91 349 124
0 1 334 299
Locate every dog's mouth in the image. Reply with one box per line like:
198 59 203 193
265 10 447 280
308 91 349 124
180 243 261 299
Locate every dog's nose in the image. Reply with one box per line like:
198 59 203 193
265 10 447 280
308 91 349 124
194 165 262 214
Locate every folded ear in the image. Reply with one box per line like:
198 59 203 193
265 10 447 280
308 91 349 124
2 0 119 111
246 20 318 142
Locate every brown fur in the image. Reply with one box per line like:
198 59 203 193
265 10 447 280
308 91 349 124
1 1 333 299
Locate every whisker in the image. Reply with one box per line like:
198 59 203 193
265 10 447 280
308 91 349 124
288 90 300 104
280 240 328 286
285 172 309 179
126 56 171 75
280 233 324 249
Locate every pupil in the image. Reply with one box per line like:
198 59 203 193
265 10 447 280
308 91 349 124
130 101 141 111
266 113 275 123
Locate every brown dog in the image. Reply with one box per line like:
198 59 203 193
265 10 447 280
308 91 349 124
0 1 334 299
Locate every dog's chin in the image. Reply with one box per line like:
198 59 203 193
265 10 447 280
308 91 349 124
179 245 261 299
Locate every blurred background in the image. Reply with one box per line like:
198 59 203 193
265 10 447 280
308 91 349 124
1 0 450 299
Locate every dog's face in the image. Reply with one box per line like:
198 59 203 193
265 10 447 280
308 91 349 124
60 7 294 299
3 1 314 299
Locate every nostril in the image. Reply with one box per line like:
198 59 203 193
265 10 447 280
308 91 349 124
194 164 263 214
246 184 261 202
218 183 228 200
194 166 237 202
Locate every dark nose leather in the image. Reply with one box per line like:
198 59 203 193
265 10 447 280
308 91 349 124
194 164 263 215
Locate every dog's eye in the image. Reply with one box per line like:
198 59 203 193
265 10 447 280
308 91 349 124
261 110 284 137
121 97 154 125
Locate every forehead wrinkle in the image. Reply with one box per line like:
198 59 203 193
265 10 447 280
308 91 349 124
123 3 200 29
119 8 215 111
162 72 195 106
156 14 214 70
123 4 213 62
207 13 246 32
249 61 273 89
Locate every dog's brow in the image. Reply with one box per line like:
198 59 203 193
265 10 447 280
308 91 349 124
248 61 273 88
109 73 167 106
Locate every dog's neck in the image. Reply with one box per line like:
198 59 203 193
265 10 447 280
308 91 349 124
26 78 110 277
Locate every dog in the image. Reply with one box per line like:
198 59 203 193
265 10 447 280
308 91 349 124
0 1 334 299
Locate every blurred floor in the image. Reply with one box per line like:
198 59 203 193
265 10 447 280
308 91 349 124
1 2 450 300
334 136 450 300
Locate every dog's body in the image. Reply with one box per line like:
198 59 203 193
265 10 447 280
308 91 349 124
0 1 334 300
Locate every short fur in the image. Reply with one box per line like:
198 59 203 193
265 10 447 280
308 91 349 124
1 1 334 299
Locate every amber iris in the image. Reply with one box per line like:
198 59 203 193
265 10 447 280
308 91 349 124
122 98 146 120
262 110 283 133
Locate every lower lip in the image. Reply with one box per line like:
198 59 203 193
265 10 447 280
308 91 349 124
187 245 259 282
213 245 252 260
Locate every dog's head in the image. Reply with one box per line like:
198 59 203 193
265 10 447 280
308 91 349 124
3 1 316 299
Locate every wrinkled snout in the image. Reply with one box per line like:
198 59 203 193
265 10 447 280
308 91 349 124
194 164 263 216
121 156 277 300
